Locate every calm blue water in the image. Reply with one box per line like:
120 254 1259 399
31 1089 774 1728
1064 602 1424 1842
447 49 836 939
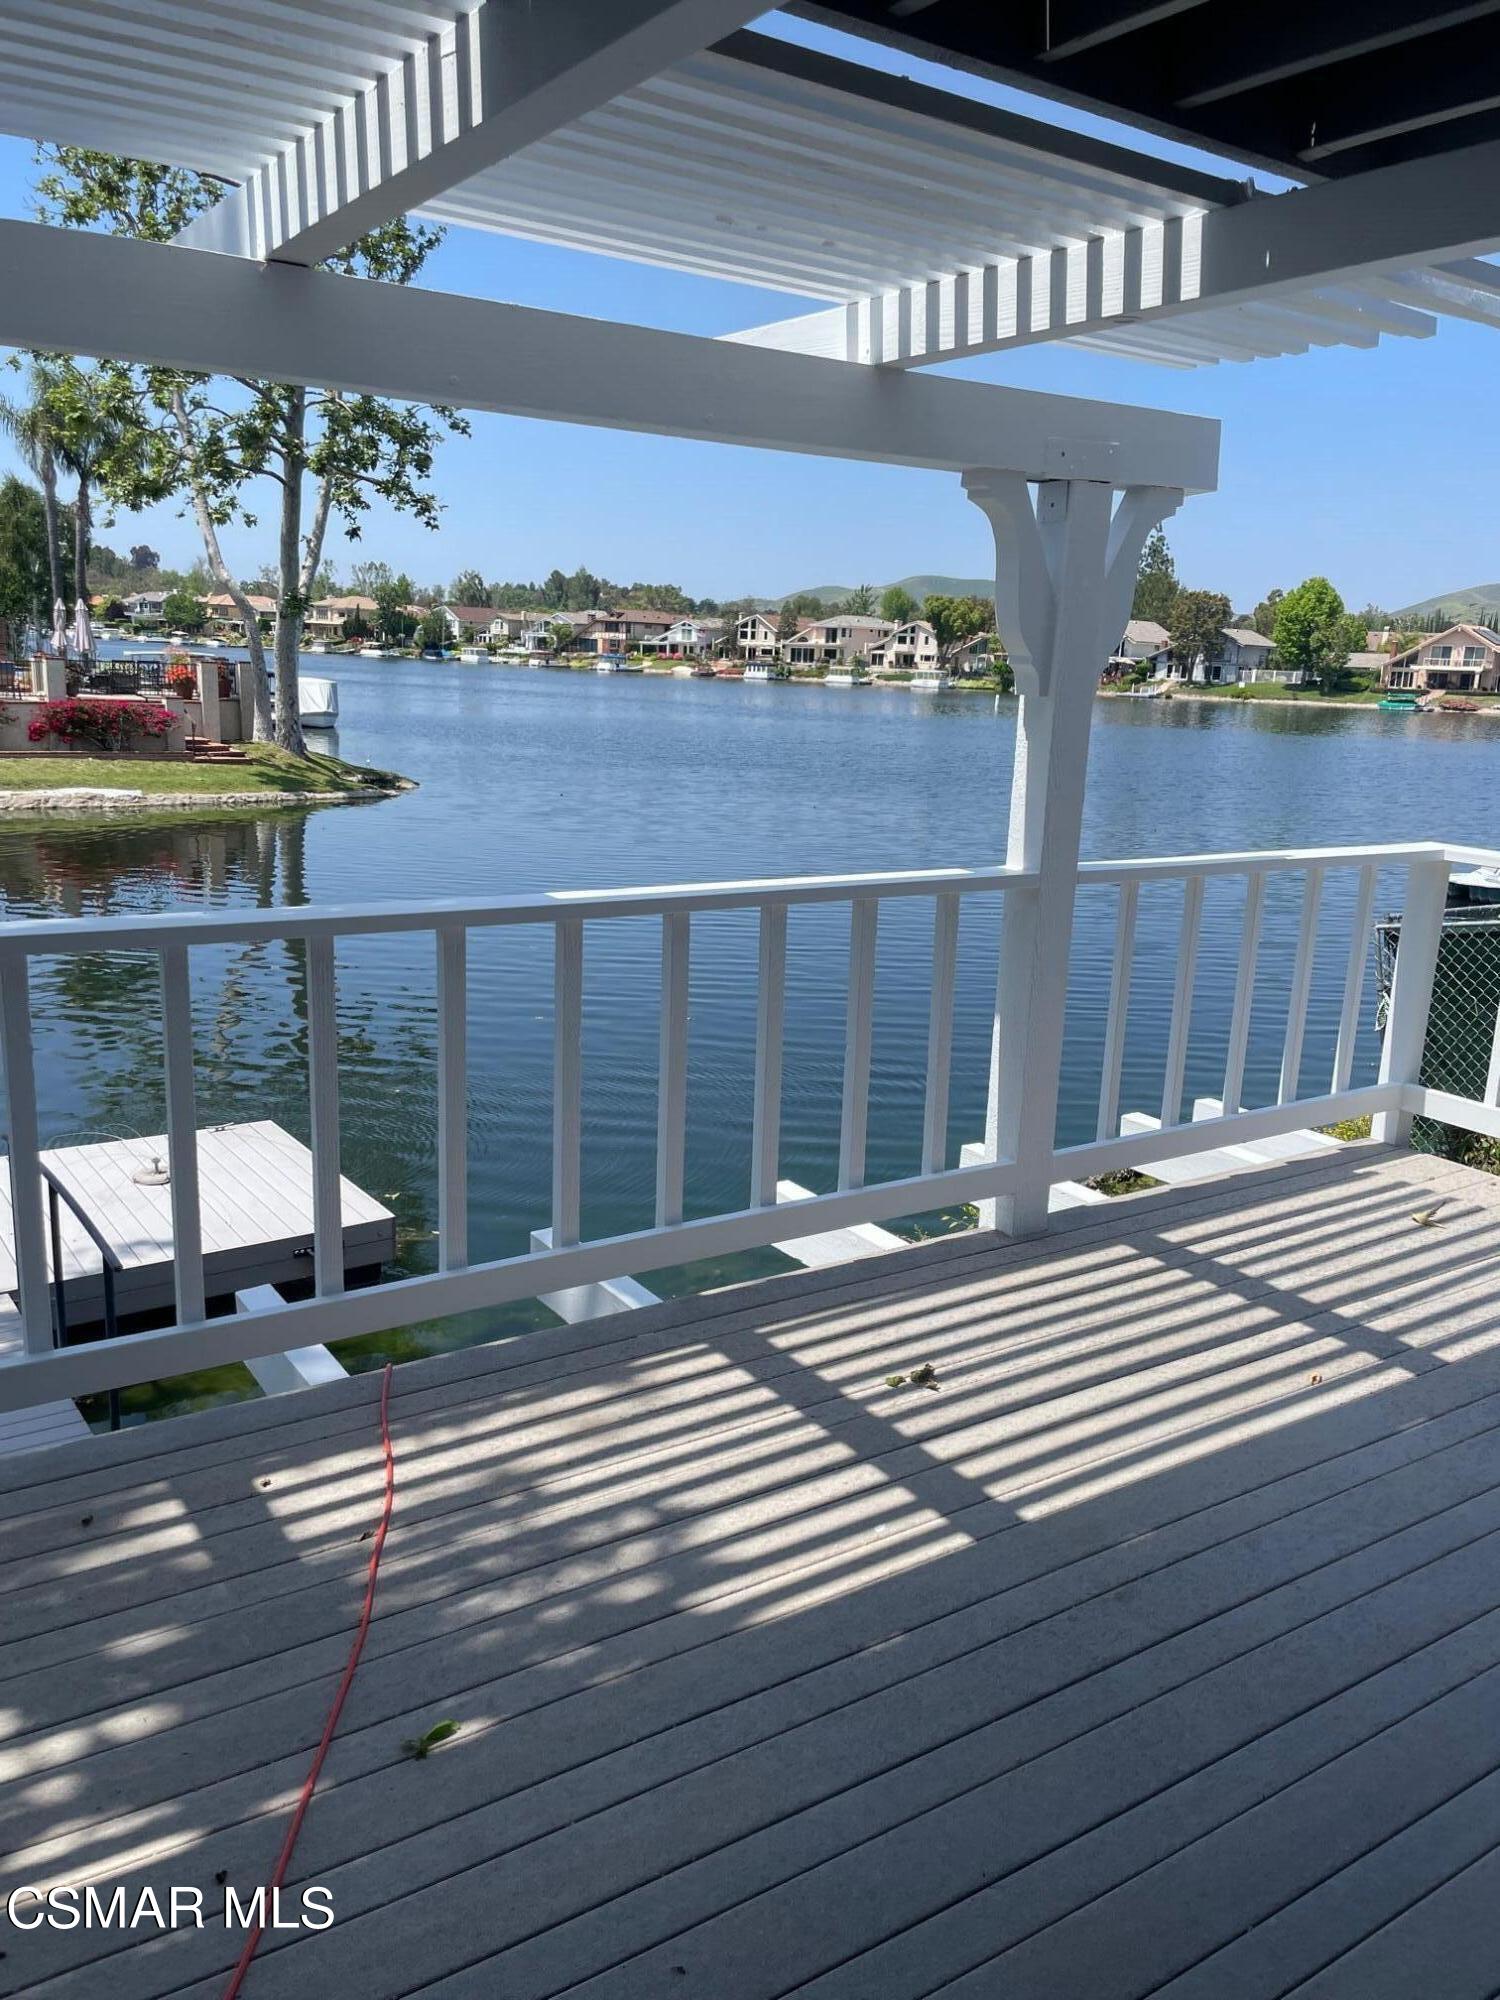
3 659 1497 1404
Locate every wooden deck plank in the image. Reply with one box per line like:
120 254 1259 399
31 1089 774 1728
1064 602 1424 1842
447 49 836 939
3 1151 1500 1999
19 1376 1500 1996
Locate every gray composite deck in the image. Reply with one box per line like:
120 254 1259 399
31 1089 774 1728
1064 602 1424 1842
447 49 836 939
2 1143 1500 1998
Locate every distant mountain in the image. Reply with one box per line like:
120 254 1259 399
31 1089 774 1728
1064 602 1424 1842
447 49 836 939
757 573 995 609
1393 583 1500 623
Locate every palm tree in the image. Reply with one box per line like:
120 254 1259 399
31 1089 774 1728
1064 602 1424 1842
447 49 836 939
51 368 124 608
0 363 64 608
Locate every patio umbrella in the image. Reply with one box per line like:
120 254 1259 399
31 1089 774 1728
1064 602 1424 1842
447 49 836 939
50 596 67 653
71 596 94 659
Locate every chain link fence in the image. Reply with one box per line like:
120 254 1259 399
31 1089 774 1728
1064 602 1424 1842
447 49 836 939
1377 907 1500 1166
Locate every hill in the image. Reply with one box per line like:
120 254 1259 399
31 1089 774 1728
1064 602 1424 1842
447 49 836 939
758 573 994 609
1393 582 1500 623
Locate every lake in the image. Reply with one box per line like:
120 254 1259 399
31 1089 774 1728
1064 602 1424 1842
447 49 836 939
4 660 1496 1415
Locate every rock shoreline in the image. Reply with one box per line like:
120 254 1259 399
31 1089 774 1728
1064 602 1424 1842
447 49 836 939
0 783 405 814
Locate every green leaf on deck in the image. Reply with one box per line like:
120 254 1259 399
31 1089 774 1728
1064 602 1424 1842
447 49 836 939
402 1719 460 1760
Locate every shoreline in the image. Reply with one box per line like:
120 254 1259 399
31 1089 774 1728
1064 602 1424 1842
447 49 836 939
0 782 408 815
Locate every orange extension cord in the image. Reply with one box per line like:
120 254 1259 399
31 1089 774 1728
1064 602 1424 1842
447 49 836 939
222 1362 396 2000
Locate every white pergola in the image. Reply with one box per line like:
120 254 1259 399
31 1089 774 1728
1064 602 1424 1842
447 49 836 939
0 0 1496 1383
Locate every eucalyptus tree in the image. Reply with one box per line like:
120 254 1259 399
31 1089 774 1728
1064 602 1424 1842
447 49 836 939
34 147 468 752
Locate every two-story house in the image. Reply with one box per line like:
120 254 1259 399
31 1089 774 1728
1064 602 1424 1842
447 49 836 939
736 613 781 662
306 594 378 640
1191 627 1278 685
1111 619 1172 676
124 590 169 626
642 617 723 659
867 619 939 673
1383 623 1500 694
783 614 893 669
564 608 679 656
204 592 277 638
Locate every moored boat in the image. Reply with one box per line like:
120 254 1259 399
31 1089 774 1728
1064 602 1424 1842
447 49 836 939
299 676 339 728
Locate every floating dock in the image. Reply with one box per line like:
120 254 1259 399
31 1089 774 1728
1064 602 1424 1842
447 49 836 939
0 1121 396 1453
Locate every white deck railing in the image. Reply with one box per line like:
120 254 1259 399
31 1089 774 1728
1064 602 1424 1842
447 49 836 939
0 839 1490 1411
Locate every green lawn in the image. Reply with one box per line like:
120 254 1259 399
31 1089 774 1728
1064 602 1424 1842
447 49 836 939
0 746 405 796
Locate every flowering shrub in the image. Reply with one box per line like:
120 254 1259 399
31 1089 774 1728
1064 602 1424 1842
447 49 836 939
165 655 198 699
28 698 178 752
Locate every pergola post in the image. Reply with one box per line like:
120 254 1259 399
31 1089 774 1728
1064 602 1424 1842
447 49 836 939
967 469 1181 1235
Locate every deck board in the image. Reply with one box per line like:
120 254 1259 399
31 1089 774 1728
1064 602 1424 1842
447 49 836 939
3 1147 1500 1997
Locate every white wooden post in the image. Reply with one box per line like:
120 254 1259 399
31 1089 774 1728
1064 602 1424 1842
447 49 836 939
1373 851 1450 1144
966 469 1182 1235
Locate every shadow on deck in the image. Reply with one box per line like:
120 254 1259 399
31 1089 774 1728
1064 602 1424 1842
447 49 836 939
1 1143 1499 1997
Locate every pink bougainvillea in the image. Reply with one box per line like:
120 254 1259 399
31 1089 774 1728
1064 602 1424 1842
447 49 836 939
28 698 177 752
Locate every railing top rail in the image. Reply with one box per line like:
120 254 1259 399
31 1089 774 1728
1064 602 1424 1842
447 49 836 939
1078 841 1456 886
0 861 1036 957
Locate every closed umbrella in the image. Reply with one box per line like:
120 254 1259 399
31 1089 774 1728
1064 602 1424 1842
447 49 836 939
49 596 67 653
71 597 94 660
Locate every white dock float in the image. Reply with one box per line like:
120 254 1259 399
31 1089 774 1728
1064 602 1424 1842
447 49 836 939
0 1121 396 1324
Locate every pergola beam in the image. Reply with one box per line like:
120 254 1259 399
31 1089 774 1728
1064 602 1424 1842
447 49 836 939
1038 0 1211 62
175 0 767 264
729 132 1500 369
0 221 1220 491
1177 0 1500 110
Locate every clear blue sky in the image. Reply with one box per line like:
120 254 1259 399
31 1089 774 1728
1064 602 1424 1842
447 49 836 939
0 11 1493 613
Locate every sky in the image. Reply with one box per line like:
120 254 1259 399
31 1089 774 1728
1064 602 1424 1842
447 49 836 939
0 11 1494 614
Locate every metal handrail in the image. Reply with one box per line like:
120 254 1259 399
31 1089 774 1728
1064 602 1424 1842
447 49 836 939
38 1162 123 1431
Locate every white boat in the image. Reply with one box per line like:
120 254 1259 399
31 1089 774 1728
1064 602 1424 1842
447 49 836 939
306 641 328 654
826 668 871 687
359 644 388 659
458 646 485 663
298 676 339 728
911 669 952 691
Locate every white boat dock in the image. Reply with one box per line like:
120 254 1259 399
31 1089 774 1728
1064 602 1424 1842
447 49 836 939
0 1120 395 1330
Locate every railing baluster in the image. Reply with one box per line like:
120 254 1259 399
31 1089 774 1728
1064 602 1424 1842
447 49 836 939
1160 875 1204 1127
922 892 960 1174
655 912 690 1229
1279 864 1325 1104
0 954 51 1355
750 903 786 1207
1222 870 1265 1116
552 917 583 1248
839 897 878 1190
305 935 343 1298
436 925 468 1270
1097 879 1138 1141
1332 863 1378 1094
159 943 206 1325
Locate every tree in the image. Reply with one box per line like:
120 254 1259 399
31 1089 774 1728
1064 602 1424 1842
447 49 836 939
417 606 449 649
1272 576 1360 687
0 360 65 609
0 474 63 628
1132 526 1177 625
448 568 489 607
375 573 418 643
923 592 993 670
41 362 128 607
880 584 917 626
1167 589 1232 675
776 602 801 642
842 582 876 614
161 588 207 633
129 542 159 570
36 147 468 753
1250 587 1284 638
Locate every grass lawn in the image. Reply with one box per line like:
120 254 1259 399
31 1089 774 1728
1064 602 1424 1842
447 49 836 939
0 746 405 796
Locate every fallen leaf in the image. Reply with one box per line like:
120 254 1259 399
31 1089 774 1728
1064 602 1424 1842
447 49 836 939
402 1719 460 1760
884 1374 908 1390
